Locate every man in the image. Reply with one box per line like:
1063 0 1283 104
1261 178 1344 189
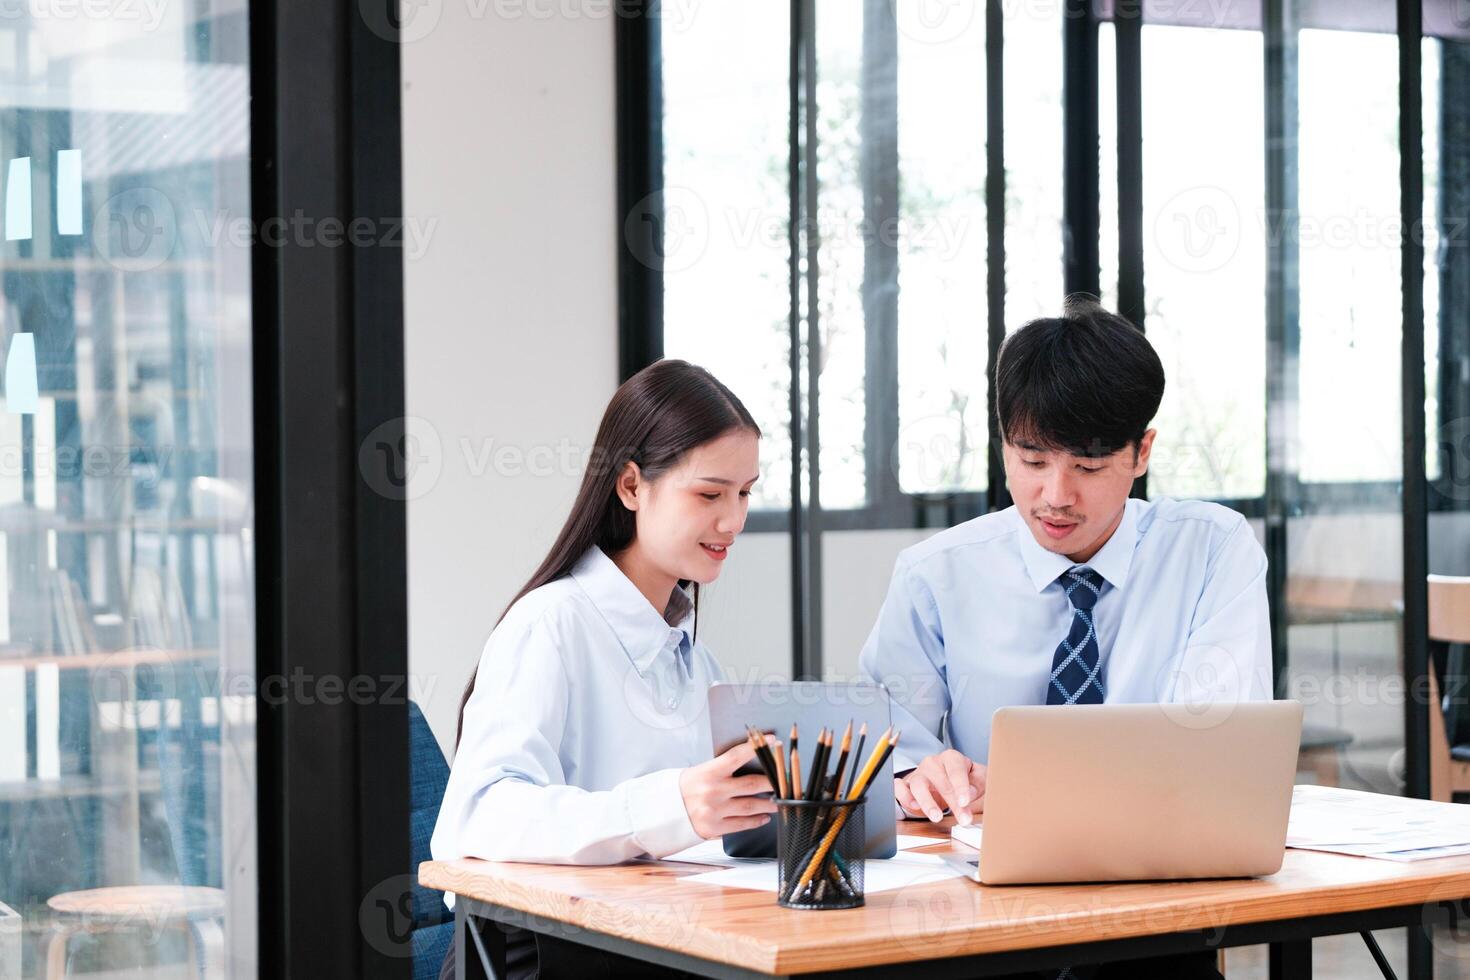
859 297 1271 980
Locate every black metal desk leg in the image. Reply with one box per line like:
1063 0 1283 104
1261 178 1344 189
1270 939 1313 980
456 904 507 980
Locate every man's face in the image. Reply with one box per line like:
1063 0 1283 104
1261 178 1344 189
1003 429 1156 563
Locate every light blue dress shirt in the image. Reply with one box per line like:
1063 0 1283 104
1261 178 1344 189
859 497 1273 771
431 546 719 884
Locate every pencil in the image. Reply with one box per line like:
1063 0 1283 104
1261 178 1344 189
804 728 829 802
767 734 789 799
746 727 780 794
790 725 802 801
787 725 799 799
846 725 864 799
830 721 853 801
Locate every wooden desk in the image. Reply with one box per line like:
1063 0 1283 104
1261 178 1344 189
421 820 1470 978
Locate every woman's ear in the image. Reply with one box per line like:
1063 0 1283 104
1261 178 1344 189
614 461 643 512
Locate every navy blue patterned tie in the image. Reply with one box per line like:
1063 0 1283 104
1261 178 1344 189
1046 567 1106 705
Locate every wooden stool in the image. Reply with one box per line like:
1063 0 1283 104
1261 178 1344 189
44 885 225 980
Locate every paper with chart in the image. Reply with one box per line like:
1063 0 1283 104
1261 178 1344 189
1287 784 1470 860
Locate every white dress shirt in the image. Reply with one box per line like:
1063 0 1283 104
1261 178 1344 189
859 497 1273 770
431 546 718 888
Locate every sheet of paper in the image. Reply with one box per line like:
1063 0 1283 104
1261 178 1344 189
659 839 759 867
681 851 965 895
1286 784 1470 860
896 834 940 850
951 824 982 850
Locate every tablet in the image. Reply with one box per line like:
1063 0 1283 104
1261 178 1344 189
707 680 897 859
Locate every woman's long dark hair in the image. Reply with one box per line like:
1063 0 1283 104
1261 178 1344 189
455 359 759 746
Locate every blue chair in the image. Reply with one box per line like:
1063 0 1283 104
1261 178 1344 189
409 701 454 980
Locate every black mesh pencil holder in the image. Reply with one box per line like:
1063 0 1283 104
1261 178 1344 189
775 797 866 910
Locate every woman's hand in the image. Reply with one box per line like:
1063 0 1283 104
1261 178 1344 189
679 742 779 838
895 749 987 826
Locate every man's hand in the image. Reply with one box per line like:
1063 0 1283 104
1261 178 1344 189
679 742 778 839
894 749 987 826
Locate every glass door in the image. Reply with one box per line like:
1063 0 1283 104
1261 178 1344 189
0 1 255 976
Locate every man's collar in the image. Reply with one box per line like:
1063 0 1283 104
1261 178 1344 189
1015 500 1139 593
569 546 694 673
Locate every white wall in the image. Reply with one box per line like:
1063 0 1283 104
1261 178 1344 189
402 7 618 755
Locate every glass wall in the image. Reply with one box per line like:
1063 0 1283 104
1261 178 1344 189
0 0 255 976
1140 23 1266 501
661 0 794 679
1285 15 1405 805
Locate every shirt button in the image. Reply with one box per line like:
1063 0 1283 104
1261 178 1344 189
666 697 677 709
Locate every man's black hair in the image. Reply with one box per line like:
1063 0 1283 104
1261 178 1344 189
995 294 1165 458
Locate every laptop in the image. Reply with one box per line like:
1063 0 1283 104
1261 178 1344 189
707 680 897 859
957 700 1302 884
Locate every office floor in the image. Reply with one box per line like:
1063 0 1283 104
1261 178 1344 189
1224 930 1470 978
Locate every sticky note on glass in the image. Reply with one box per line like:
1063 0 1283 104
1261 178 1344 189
56 149 81 235
5 333 37 413
5 157 30 241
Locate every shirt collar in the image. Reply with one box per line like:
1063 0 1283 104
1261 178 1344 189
569 546 695 674
1014 499 1140 593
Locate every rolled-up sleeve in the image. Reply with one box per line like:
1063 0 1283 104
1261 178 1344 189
858 556 950 771
430 615 702 873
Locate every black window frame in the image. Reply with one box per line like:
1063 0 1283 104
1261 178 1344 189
251 0 410 975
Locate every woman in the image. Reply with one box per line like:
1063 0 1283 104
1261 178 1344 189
433 360 775 979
